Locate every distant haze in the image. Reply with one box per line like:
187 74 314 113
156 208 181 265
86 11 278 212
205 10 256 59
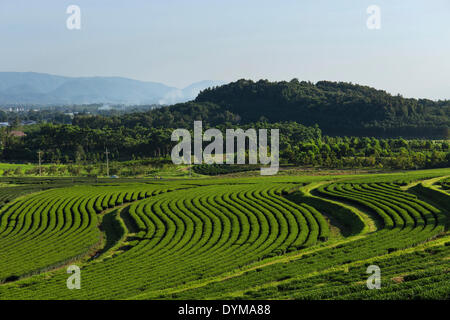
0 72 224 105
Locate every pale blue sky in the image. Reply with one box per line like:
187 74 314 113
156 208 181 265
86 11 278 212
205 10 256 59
0 0 449 99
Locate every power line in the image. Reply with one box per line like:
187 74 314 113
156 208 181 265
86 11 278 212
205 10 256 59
37 151 42 176
104 147 110 177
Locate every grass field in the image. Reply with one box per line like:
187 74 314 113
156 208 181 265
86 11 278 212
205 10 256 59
0 162 209 180
0 168 448 300
0 163 35 175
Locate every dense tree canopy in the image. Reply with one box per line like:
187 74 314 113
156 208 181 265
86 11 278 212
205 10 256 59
195 79 449 138
1 121 448 171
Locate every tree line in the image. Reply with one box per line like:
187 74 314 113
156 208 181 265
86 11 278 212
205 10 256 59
1 121 448 170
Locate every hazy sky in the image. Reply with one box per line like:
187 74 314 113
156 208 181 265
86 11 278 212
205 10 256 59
0 0 449 99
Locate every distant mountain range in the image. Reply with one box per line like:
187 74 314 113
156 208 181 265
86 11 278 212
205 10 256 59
0 72 224 106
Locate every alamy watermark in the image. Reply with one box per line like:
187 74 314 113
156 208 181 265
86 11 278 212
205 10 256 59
171 121 279 175
366 5 381 30
66 265 81 289
66 5 81 30
366 265 381 289
64 5 381 31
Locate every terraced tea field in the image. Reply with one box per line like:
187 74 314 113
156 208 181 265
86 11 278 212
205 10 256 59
0 168 448 300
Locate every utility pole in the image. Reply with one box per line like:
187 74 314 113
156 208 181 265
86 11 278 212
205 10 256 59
104 147 110 177
37 151 42 176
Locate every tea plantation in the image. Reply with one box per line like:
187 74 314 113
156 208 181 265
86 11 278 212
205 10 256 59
0 169 448 299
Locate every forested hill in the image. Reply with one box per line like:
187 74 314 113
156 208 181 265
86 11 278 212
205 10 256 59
194 79 449 138
71 79 449 139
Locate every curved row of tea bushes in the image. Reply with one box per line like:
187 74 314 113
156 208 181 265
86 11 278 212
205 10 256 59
0 182 328 299
0 184 173 283
235 241 450 300
0 179 447 300
151 182 447 300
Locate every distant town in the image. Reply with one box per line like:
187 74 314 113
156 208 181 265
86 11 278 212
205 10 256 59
0 104 162 127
